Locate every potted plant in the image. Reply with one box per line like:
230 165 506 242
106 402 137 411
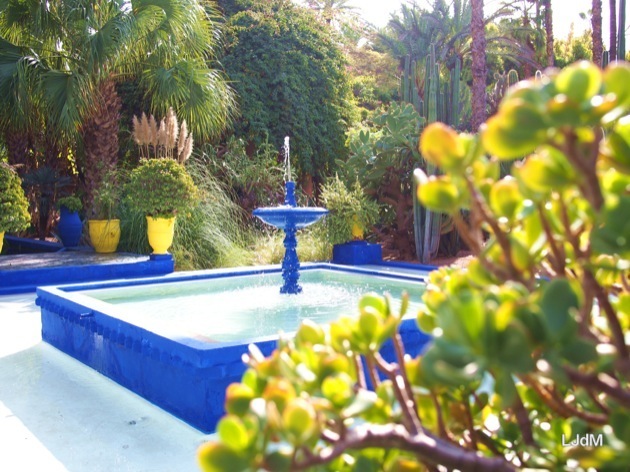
320 176 381 264
88 171 121 253
56 195 83 247
0 163 31 253
125 158 199 254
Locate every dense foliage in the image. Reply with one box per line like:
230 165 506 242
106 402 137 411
320 176 380 245
0 163 30 233
220 0 355 183
198 61 630 471
125 159 199 218
343 102 424 259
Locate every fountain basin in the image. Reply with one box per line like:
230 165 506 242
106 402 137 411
253 206 328 230
36 263 431 432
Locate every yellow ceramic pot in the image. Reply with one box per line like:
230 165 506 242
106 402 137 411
146 216 175 254
88 219 120 254
0 231 4 253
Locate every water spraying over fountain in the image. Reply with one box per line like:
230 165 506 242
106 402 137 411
253 137 328 294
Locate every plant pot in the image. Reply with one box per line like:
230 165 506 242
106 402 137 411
88 219 120 254
146 216 175 255
351 215 364 240
57 207 83 247
332 240 382 265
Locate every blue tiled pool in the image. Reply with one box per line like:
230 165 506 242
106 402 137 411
36 263 431 432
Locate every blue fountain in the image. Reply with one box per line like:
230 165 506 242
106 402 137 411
253 138 328 294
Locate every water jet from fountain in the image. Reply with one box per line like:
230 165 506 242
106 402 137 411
253 137 328 294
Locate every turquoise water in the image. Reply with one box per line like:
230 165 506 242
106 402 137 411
80 269 426 343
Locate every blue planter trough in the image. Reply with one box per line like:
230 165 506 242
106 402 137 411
332 240 383 265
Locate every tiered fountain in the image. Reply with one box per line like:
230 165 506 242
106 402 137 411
253 137 328 294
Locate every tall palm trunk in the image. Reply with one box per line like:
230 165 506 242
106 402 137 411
592 0 603 65
471 0 487 131
544 0 554 67
80 79 122 215
619 0 626 59
610 0 617 61
4 128 32 176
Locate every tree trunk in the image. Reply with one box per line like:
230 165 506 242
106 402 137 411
544 0 554 67
471 0 487 131
4 128 33 176
610 0 617 61
80 79 122 215
592 0 603 65
619 0 626 60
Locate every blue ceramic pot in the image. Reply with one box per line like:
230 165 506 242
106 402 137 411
57 207 83 247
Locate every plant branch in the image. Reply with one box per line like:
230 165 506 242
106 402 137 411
464 176 531 287
512 387 536 447
524 376 608 425
291 424 516 471
537 203 566 275
373 352 422 434
565 367 630 408
354 354 368 390
552 129 604 211
583 270 630 375
364 353 380 389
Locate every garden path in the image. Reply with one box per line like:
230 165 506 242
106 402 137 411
0 293 210 472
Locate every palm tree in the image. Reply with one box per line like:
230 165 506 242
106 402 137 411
0 0 235 211
543 0 554 66
610 0 618 61
619 0 626 59
592 0 603 65
305 0 356 27
471 0 486 131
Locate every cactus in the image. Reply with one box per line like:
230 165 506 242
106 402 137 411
401 45 464 262
488 69 519 116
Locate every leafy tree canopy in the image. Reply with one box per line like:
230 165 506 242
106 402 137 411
220 0 355 181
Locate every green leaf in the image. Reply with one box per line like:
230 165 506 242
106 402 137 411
417 178 461 213
198 442 250 472
611 410 630 445
540 279 579 341
217 416 251 452
591 196 630 257
560 338 598 365
555 61 602 103
495 372 518 408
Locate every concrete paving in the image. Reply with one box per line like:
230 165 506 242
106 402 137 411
0 293 211 472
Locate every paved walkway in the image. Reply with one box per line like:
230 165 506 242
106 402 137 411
0 293 210 472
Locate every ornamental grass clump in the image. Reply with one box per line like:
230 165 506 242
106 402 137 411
0 163 30 234
132 107 193 163
198 61 630 471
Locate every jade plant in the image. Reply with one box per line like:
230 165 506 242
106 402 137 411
125 158 199 218
320 176 380 245
0 163 30 234
198 61 630 471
